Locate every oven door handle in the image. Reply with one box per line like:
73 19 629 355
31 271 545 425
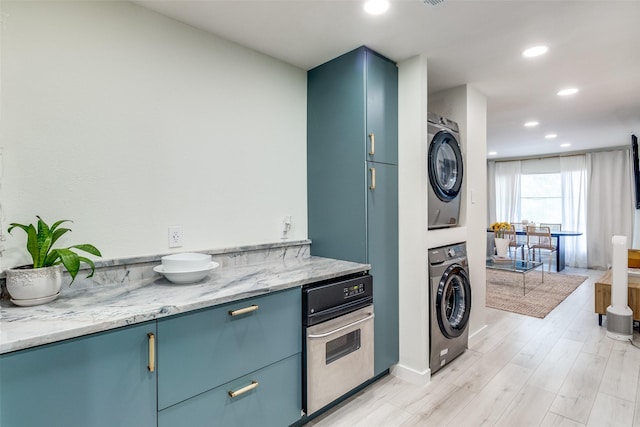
307 312 374 339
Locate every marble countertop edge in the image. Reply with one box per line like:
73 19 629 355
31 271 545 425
0 256 370 355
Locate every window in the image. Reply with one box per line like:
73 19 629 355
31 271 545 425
520 173 562 224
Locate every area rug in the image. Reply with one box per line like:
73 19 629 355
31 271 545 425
486 269 588 318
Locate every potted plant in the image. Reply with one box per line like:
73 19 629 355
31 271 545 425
5 216 101 304
490 221 511 258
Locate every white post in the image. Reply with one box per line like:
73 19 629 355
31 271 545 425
606 235 632 340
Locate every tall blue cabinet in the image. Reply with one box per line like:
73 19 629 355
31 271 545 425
307 46 399 376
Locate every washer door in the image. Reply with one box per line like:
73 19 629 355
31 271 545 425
435 264 471 338
428 131 463 202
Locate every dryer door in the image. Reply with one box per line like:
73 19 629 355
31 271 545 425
428 131 463 202
435 263 471 338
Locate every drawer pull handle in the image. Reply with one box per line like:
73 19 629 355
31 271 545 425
228 304 259 316
147 333 155 372
368 133 375 156
228 381 259 398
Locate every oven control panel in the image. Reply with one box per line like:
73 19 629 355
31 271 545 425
303 274 373 326
344 282 366 298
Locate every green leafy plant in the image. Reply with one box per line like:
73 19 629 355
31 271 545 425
8 216 102 283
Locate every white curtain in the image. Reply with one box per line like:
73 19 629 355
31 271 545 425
586 149 634 269
494 160 521 223
487 161 496 225
560 155 587 267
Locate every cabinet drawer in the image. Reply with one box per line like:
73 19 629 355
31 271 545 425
157 288 301 409
158 354 301 427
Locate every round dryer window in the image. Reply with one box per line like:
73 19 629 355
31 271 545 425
436 263 471 338
428 131 464 202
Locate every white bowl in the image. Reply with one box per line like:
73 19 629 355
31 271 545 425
154 262 219 284
161 253 212 272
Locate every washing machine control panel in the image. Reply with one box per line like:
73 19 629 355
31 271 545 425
429 243 467 265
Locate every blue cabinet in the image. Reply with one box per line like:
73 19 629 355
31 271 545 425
0 290 301 426
307 46 399 376
0 322 157 427
157 288 301 426
158 354 300 427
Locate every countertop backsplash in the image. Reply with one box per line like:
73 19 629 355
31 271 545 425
1 240 311 300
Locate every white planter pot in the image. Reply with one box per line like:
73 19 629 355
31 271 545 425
6 264 63 302
494 237 510 258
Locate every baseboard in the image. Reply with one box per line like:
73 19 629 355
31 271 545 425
390 363 431 386
468 323 488 347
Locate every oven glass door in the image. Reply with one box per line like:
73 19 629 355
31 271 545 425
305 305 374 415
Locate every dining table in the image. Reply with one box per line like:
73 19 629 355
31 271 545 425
486 229 583 272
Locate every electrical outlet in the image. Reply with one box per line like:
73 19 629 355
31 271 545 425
281 215 292 240
168 226 183 248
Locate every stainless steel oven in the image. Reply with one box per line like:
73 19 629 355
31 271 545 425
302 274 374 415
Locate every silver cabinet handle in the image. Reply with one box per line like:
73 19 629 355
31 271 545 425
308 313 374 339
369 167 376 190
368 133 375 156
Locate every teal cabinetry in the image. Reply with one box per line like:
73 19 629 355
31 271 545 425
307 46 399 376
158 354 300 427
0 322 157 427
157 288 301 425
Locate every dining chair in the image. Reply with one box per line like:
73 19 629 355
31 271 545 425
506 223 525 259
526 226 557 270
539 223 562 247
511 222 528 252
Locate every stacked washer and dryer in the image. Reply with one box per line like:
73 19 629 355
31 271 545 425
427 112 472 374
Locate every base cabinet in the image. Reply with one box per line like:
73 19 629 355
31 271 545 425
0 289 302 427
157 288 302 426
158 355 300 427
0 322 157 427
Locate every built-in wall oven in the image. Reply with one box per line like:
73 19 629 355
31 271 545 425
302 273 374 416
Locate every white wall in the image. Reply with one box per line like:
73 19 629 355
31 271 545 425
0 1 307 268
394 55 430 383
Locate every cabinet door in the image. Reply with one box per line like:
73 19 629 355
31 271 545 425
307 46 368 263
0 322 157 427
367 161 399 375
366 50 398 165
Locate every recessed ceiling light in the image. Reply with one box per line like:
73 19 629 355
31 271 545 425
364 0 389 15
560 143 571 148
557 88 579 96
522 45 548 58
545 133 558 139
488 151 497 156
524 121 539 127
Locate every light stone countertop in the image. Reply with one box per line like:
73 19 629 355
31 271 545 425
0 256 369 354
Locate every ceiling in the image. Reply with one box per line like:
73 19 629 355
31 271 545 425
134 0 640 159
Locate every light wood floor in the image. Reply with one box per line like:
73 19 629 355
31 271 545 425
309 267 640 427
